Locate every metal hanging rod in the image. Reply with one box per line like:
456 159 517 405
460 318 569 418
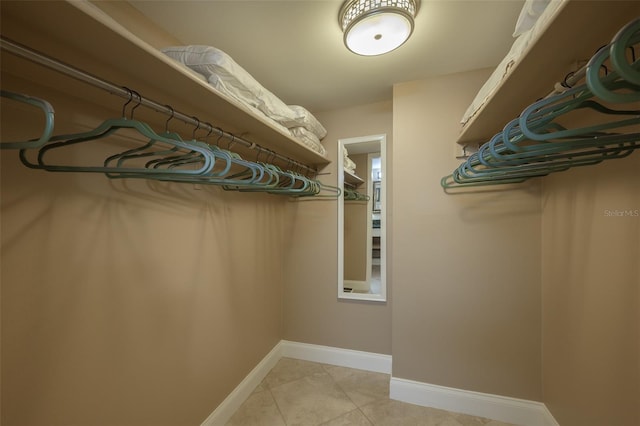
545 58 592 99
0 36 317 175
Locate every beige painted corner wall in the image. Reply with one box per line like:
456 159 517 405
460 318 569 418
391 71 543 400
0 77 286 425
282 101 393 355
541 155 640 426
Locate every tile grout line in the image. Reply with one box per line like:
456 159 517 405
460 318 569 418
267 359 348 426
358 400 381 426
320 363 382 426
266 386 288 426
321 363 359 424
239 359 394 426
317 363 361 426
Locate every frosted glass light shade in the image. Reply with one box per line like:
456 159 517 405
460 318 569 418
339 0 418 56
345 12 412 56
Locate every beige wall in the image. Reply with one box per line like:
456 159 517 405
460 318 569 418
90 0 183 48
541 155 640 425
0 75 286 425
391 71 543 400
282 101 393 355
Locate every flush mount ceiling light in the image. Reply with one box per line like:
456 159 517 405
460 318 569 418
339 0 419 56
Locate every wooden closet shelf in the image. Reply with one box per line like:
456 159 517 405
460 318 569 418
344 170 365 186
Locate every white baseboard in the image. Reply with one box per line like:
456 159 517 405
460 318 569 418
542 404 560 426
390 377 559 426
200 341 283 426
280 340 392 374
201 341 558 426
199 340 390 426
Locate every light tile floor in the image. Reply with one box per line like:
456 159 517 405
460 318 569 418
225 358 515 426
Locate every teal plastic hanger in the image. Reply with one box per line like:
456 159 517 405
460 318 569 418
453 139 638 187
484 135 639 169
266 168 310 194
224 162 282 192
518 82 640 142
610 18 640 85
20 90 212 176
344 188 369 201
161 128 272 186
586 42 640 104
104 106 193 173
103 130 196 179
485 118 639 167
159 134 272 187
3 89 340 198
306 181 342 198
441 173 527 189
1 90 55 150
20 116 215 176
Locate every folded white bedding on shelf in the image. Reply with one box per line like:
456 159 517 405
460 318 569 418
161 45 327 156
343 146 356 174
460 0 565 126
291 127 326 156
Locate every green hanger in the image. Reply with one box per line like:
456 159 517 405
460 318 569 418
518 82 640 142
586 40 640 104
20 116 215 176
1 90 55 150
610 18 640 86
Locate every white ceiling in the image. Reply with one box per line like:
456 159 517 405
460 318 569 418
130 0 525 113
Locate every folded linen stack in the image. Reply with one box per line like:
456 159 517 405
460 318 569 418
343 146 356 174
161 45 327 156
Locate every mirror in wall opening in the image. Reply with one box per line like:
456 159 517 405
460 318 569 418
338 134 386 302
